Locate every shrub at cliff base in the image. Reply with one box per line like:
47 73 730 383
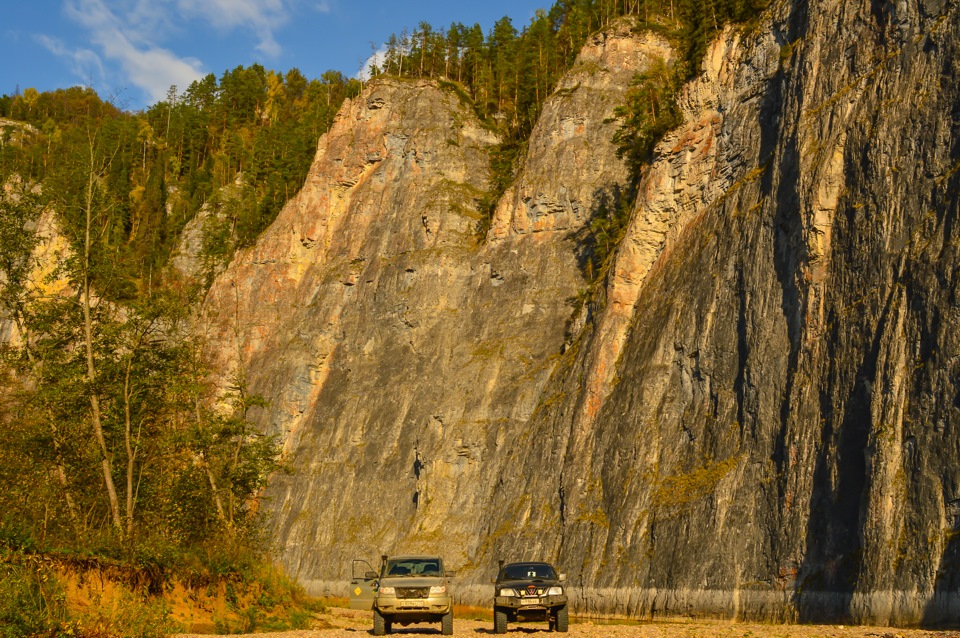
0 560 69 638
0 541 326 638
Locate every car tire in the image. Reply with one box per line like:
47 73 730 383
441 609 453 635
373 608 387 635
494 607 508 634
554 604 568 632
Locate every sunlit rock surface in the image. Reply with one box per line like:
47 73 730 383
203 0 960 624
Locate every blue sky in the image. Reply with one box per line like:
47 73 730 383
1 0 550 112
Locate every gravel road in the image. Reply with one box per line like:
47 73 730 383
172 607 960 638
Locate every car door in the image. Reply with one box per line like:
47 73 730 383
349 559 378 610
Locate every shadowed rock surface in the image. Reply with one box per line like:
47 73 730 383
202 0 960 626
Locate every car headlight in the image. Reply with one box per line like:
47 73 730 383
547 586 563 596
379 586 395 595
430 585 447 594
499 588 516 597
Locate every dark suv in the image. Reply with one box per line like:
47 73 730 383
493 561 568 633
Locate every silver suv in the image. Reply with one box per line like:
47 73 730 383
350 554 454 635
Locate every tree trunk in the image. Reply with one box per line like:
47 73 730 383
49 420 81 531
203 453 229 526
122 319 154 538
83 132 123 534
124 358 135 538
195 399 228 527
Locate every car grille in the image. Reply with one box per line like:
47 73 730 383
396 587 430 598
514 586 546 596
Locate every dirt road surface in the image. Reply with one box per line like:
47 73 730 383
172 607 960 638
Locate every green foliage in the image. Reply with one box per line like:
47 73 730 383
576 185 634 280
568 55 683 279
1 67 361 290
612 56 682 174
0 0 773 279
0 69 290 562
73 588 178 638
677 0 770 74
0 180 282 570
477 139 526 235
0 185 42 317
0 558 68 638
0 532 311 636
370 0 772 143
192 554 320 633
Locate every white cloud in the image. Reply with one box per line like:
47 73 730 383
59 0 204 105
98 36 205 104
51 0 302 107
357 47 387 82
176 0 290 57
35 34 107 91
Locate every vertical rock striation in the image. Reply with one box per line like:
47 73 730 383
482 0 960 625
203 25 670 598
202 0 960 625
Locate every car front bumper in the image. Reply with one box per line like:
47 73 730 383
495 594 568 609
376 594 452 615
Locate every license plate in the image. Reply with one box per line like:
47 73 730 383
403 600 427 607
521 598 540 605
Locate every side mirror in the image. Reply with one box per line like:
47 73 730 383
490 578 497 584
365 571 378 580
445 570 457 578
559 573 566 582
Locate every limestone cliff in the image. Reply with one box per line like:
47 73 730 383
482 0 960 625
203 0 960 626
202 23 664 584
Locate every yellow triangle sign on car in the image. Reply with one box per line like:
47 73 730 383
354 586 363 596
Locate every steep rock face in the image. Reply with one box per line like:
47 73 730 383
482 0 960 626
490 25 673 239
203 0 960 624
202 26 669 594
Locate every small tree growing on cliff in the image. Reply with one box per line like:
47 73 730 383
612 56 681 175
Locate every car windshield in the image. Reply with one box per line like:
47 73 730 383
383 558 443 578
502 563 557 580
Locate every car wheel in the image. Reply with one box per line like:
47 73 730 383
441 609 453 635
554 604 568 632
373 608 387 635
494 607 508 634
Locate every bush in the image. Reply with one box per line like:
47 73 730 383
0 519 38 554
0 560 67 638
73 588 179 638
